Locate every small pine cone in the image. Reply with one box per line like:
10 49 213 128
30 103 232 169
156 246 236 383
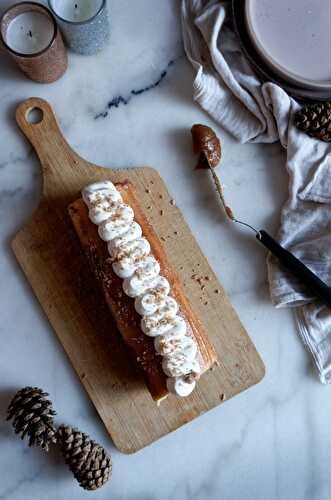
7 387 57 451
295 102 331 142
57 425 112 491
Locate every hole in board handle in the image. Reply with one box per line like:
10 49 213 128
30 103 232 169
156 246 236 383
26 107 44 125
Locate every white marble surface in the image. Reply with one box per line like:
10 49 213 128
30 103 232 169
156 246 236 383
0 1 330 499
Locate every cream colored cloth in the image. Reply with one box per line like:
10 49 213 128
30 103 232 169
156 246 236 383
182 0 331 383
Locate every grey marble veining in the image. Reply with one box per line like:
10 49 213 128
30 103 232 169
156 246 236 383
94 58 178 119
0 1 329 499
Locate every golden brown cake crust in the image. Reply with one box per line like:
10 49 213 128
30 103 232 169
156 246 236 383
68 181 217 401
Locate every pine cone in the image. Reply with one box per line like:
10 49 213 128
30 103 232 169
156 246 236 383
57 425 112 491
7 387 57 451
295 102 331 142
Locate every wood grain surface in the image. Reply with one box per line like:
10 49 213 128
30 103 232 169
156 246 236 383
12 97 265 453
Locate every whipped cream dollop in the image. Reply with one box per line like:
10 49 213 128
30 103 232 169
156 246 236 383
82 181 201 397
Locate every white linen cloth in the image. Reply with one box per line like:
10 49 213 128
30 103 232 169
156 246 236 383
182 0 331 383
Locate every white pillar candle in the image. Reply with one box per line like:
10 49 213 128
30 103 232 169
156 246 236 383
5 11 54 55
51 0 103 23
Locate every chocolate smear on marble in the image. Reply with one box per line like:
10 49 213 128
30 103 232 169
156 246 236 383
191 124 234 221
191 124 221 169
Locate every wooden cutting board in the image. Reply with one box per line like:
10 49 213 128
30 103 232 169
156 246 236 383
12 97 265 454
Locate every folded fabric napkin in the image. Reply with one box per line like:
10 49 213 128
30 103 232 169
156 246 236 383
182 0 331 383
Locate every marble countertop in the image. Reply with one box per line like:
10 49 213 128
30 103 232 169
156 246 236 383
1 1 329 499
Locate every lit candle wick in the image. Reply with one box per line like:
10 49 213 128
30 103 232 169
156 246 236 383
75 3 78 8
28 30 33 38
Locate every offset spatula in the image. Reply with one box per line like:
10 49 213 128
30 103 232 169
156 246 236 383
256 229 331 306
233 217 331 306
207 151 331 307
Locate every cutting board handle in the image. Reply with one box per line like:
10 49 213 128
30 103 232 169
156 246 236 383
16 97 78 196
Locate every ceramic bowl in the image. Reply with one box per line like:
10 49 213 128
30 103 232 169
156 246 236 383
245 0 331 91
232 1 331 101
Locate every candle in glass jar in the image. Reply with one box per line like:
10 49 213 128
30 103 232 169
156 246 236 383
0 2 67 83
51 0 103 23
49 0 110 55
5 11 54 55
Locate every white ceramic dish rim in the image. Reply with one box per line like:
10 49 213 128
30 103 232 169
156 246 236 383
245 0 331 91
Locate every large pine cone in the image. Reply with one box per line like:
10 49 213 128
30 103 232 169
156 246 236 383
57 425 112 491
7 387 57 451
295 102 331 142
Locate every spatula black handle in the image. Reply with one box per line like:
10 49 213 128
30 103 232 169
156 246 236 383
257 230 331 307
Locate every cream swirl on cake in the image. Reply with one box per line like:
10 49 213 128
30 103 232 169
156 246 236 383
82 181 201 397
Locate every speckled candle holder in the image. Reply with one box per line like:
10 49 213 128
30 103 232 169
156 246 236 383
48 0 110 56
0 2 68 84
